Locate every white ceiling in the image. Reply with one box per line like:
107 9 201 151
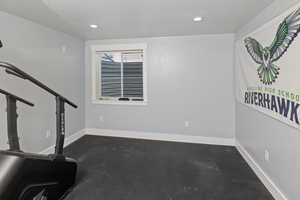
0 0 274 40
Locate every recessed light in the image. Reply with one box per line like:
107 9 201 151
90 24 98 29
193 17 203 22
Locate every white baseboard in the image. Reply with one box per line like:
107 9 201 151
40 129 85 154
236 140 287 200
84 128 235 146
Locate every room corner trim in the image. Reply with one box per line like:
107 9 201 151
235 140 288 200
84 128 235 146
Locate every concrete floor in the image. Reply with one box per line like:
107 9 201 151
64 135 274 200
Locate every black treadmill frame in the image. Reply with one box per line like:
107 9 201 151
0 62 78 158
0 88 34 151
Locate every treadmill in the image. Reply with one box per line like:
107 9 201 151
0 49 78 199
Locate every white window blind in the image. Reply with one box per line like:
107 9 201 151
98 50 144 102
100 52 122 97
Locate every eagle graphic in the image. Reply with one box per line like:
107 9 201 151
244 8 300 85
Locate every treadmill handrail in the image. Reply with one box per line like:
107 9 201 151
0 88 34 107
0 62 77 108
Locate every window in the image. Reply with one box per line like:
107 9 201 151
91 44 147 105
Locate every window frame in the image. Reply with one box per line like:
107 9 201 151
91 43 148 105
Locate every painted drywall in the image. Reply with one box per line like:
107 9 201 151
235 0 300 199
85 34 235 139
0 11 85 153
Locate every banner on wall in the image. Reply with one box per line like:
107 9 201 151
236 3 300 130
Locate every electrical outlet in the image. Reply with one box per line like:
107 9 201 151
46 130 51 138
99 116 104 122
184 121 190 127
264 150 270 162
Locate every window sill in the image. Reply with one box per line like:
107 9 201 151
92 100 148 106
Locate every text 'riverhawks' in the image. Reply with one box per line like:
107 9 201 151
244 91 300 125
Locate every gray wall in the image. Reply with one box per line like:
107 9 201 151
235 0 300 199
0 11 85 153
85 34 235 139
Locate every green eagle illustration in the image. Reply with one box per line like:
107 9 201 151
244 8 300 85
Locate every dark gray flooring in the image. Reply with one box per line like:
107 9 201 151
64 135 274 200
